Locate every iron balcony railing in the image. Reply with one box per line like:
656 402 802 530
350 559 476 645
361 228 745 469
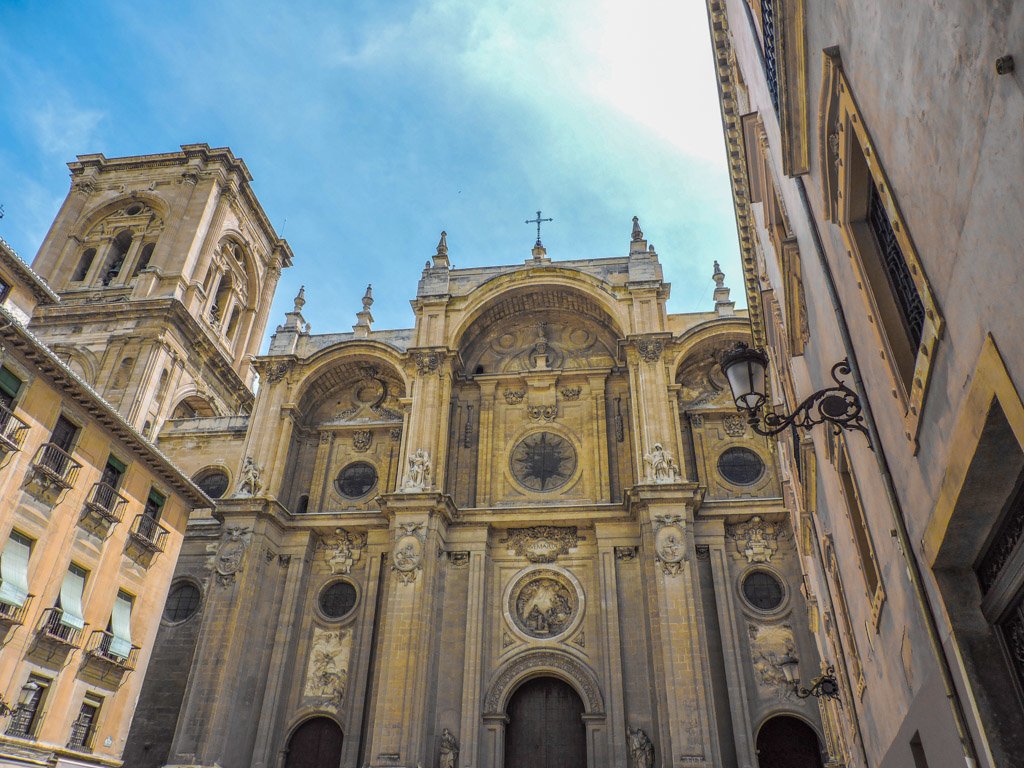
85 629 139 670
84 482 128 523
761 0 780 113
30 442 82 488
0 594 32 626
38 607 83 647
128 514 168 553
0 403 29 454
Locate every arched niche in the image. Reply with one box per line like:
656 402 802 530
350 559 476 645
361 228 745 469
282 352 407 513
482 649 605 717
755 713 824 768
69 196 166 289
283 715 343 768
170 395 218 419
456 285 623 376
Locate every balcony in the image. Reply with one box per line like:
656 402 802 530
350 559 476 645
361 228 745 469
0 403 29 457
85 629 139 670
25 443 81 505
37 607 83 648
125 514 168 567
0 595 32 627
79 482 128 538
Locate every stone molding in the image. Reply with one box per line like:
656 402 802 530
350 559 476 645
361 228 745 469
482 649 605 715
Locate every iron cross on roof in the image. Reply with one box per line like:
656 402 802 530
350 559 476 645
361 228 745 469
525 210 553 247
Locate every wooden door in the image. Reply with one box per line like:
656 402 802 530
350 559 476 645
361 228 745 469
285 717 343 768
504 676 586 768
756 715 823 768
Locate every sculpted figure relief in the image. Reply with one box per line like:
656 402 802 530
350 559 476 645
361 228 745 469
628 726 654 768
643 443 679 484
236 457 262 496
439 728 459 768
403 448 431 491
512 574 578 638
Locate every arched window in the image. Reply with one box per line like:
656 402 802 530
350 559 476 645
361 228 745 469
225 307 241 340
132 243 155 278
211 273 233 324
101 230 133 286
73 249 96 282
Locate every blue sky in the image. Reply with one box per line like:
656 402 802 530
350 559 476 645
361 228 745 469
0 0 741 337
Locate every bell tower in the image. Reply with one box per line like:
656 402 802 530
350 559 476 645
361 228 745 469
28 144 291 435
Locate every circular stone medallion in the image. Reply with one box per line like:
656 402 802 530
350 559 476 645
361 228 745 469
509 569 580 639
393 534 423 573
655 525 686 564
510 432 577 492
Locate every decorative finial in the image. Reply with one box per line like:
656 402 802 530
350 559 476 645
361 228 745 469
432 230 451 268
631 216 644 242
353 284 374 337
712 261 734 316
294 285 306 313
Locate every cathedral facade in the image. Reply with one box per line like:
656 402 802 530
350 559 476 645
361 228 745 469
0 146 832 768
127 221 825 768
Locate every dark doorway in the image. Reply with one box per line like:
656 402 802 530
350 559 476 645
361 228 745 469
756 715 823 768
285 717 343 768
504 676 586 768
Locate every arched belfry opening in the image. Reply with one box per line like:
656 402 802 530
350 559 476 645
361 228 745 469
280 353 407 514
447 284 635 507
504 677 587 768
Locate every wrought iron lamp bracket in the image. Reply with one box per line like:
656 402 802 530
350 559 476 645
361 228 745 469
749 359 869 441
794 665 842 704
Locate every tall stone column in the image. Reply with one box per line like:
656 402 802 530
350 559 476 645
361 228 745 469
402 348 454 491
457 526 490 768
365 493 457 768
629 484 721 768
625 336 684 483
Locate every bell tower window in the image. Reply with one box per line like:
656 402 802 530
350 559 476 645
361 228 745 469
100 230 133 286
73 248 96 282
132 243 155 278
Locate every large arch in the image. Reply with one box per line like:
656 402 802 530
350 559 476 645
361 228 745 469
755 713 824 768
449 268 630 350
482 649 605 717
283 714 343 768
291 345 409 424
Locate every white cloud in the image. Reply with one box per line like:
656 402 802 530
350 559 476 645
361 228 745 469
28 99 105 158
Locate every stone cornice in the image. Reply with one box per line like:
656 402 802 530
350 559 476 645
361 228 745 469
705 0 768 350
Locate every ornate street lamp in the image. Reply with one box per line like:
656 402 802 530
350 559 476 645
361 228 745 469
778 653 842 702
720 342 868 438
0 680 39 718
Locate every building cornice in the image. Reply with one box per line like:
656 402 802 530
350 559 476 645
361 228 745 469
705 0 768 350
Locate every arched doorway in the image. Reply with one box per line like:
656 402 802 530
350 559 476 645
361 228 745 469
756 715 823 768
504 676 586 768
285 717 343 768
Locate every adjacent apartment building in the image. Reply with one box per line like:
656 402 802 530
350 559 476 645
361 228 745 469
705 0 1024 766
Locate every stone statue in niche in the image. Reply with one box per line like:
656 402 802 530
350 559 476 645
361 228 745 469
654 515 687 576
403 448 431 491
392 523 425 584
627 726 654 768
643 443 679 484
236 457 262 496
439 728 459 768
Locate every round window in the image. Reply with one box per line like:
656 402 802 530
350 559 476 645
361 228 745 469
125 203 144 216
742 571 784 611
717 447 765 485
509 432 577 492
336 462 377 499
164 582 201 622
193 468 230 499
319 581 358 619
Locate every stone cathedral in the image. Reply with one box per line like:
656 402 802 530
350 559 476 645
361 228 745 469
23 147 826 768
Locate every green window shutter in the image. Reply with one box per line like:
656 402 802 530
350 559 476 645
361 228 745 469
107 455 127 475
0 367 23 400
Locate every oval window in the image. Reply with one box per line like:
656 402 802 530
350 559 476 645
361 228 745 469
319 581 358 620
193 468 230 499
742 571 784 611
717 447 765 485
164 582 201 622
336 462 377 499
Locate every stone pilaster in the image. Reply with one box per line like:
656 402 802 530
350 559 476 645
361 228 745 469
366 492 457 767
628 483 720 768
457 526 490 768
